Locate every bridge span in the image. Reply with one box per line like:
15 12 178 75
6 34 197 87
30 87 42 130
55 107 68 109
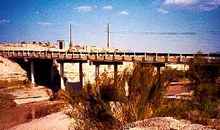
0 49 220 91
0 49 220 64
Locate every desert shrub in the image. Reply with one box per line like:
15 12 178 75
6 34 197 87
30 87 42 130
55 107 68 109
194 83 220 102
119 64 165 122
153 56 220 124
185 52 220 118
62 80 122 129
187 64 219 84
193 83 220 117
97 71 118 101
96 69 128 102
187 51 220 84
153 99 218 125
162 67 186 82
84 63 166 124
154 99 194 119
184 51 220 118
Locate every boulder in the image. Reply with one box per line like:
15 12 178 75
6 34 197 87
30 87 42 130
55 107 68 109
180 124 213 130
123 117 214 130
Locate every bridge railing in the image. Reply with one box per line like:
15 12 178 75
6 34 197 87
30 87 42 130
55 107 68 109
0 49 220 64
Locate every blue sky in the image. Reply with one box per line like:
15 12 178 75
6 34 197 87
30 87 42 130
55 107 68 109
0 0 220 53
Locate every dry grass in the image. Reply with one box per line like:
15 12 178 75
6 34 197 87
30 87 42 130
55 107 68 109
153 54 220 129
64 63 166 128
63 57 220 129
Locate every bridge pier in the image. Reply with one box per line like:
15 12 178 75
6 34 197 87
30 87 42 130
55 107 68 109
95 64 100 80
79 62 83 88
92 61 123 94
50 61 55 85
114 63 118 87
60 62 65 90
156 66 161 87
30 61 35 85
140 62 164 82
91 63 119 88
95 64 100 93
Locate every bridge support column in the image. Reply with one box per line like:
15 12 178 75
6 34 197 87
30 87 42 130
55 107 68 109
114 64 118 87
60 62 65 90
95 64 100 93
156 66 161 87
50 62 54 84
156 66 161 79
79 62 83 88
30 61 35 85
95 64 100 79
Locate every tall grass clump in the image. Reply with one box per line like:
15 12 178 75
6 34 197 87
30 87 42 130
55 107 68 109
94 63 166 124
60 63 166 128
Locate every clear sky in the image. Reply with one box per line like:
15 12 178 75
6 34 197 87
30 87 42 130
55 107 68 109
0 0 220 53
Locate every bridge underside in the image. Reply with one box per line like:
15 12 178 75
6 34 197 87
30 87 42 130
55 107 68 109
12 58 61 92
8 56 220 94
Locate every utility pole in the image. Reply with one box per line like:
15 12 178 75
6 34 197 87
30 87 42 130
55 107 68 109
69 24 73 49
107 23 110 48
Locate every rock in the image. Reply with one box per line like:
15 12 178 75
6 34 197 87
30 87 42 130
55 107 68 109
129 127 157 130
123 117 214 130
0 56 27 83
207 119 220 130
9 86 53 104
180 124 214 130
124 117 171 130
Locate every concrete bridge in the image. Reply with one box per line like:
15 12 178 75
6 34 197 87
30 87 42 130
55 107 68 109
0 49 220 91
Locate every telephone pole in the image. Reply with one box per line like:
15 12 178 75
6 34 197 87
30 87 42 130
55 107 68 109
69 24 73 49
107 23 110 48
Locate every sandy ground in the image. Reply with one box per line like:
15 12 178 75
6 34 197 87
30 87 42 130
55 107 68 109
0 85 67 130
8 112 72 130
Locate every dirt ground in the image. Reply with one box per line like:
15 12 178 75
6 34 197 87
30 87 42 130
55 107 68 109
0 85 68 130
8 112 72 130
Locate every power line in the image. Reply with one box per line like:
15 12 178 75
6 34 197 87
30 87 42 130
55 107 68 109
110 31 197 35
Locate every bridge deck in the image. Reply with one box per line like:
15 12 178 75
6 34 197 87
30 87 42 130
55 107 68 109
0 49 220 64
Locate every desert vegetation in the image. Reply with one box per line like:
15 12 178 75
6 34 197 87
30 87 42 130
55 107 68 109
0 50 219 129
59 54 220 129
154 55 220 129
